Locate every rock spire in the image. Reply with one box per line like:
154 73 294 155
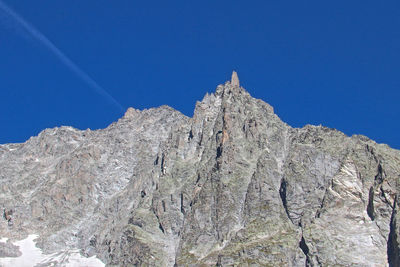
231 71 240 87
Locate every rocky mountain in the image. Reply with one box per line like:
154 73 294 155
0 72 399 266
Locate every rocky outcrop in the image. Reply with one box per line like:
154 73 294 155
0 72 399 266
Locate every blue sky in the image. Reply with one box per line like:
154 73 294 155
0 1 399 149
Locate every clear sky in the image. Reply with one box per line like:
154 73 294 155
0 1 399 149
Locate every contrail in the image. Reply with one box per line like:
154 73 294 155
0 1 125 112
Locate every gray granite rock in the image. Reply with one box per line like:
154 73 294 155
0 72 399 266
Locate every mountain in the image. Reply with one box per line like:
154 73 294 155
0 72 399 266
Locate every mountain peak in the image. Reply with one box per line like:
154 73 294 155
0 73 398 267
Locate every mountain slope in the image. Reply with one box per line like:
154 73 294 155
1 72 399 266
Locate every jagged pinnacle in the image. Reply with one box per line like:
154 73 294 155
231 71 240 87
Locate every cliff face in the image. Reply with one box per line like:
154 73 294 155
0 73 399 266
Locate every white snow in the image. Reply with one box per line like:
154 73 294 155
0 237 8 243
0 234 105 267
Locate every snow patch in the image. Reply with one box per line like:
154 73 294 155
0 234 104 267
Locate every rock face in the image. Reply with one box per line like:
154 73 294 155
0 72 399 266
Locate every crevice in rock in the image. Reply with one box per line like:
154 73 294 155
212 179 222 241
375 162 385 184
216 146 223 159
158 223 165 234
315 187 328 219
299 235 311 267
188 129 194 141
198 130 204 146
180 193 185 215
151 200 165 235
279 178 292 223
387 196 399 267
367 186 375 221
315 255 322 266
380 186 393 208
162 200 166 212
216 255 222 266
216 145 223 170
161 153 166 174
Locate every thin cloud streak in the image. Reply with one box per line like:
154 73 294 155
0 1 125 112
